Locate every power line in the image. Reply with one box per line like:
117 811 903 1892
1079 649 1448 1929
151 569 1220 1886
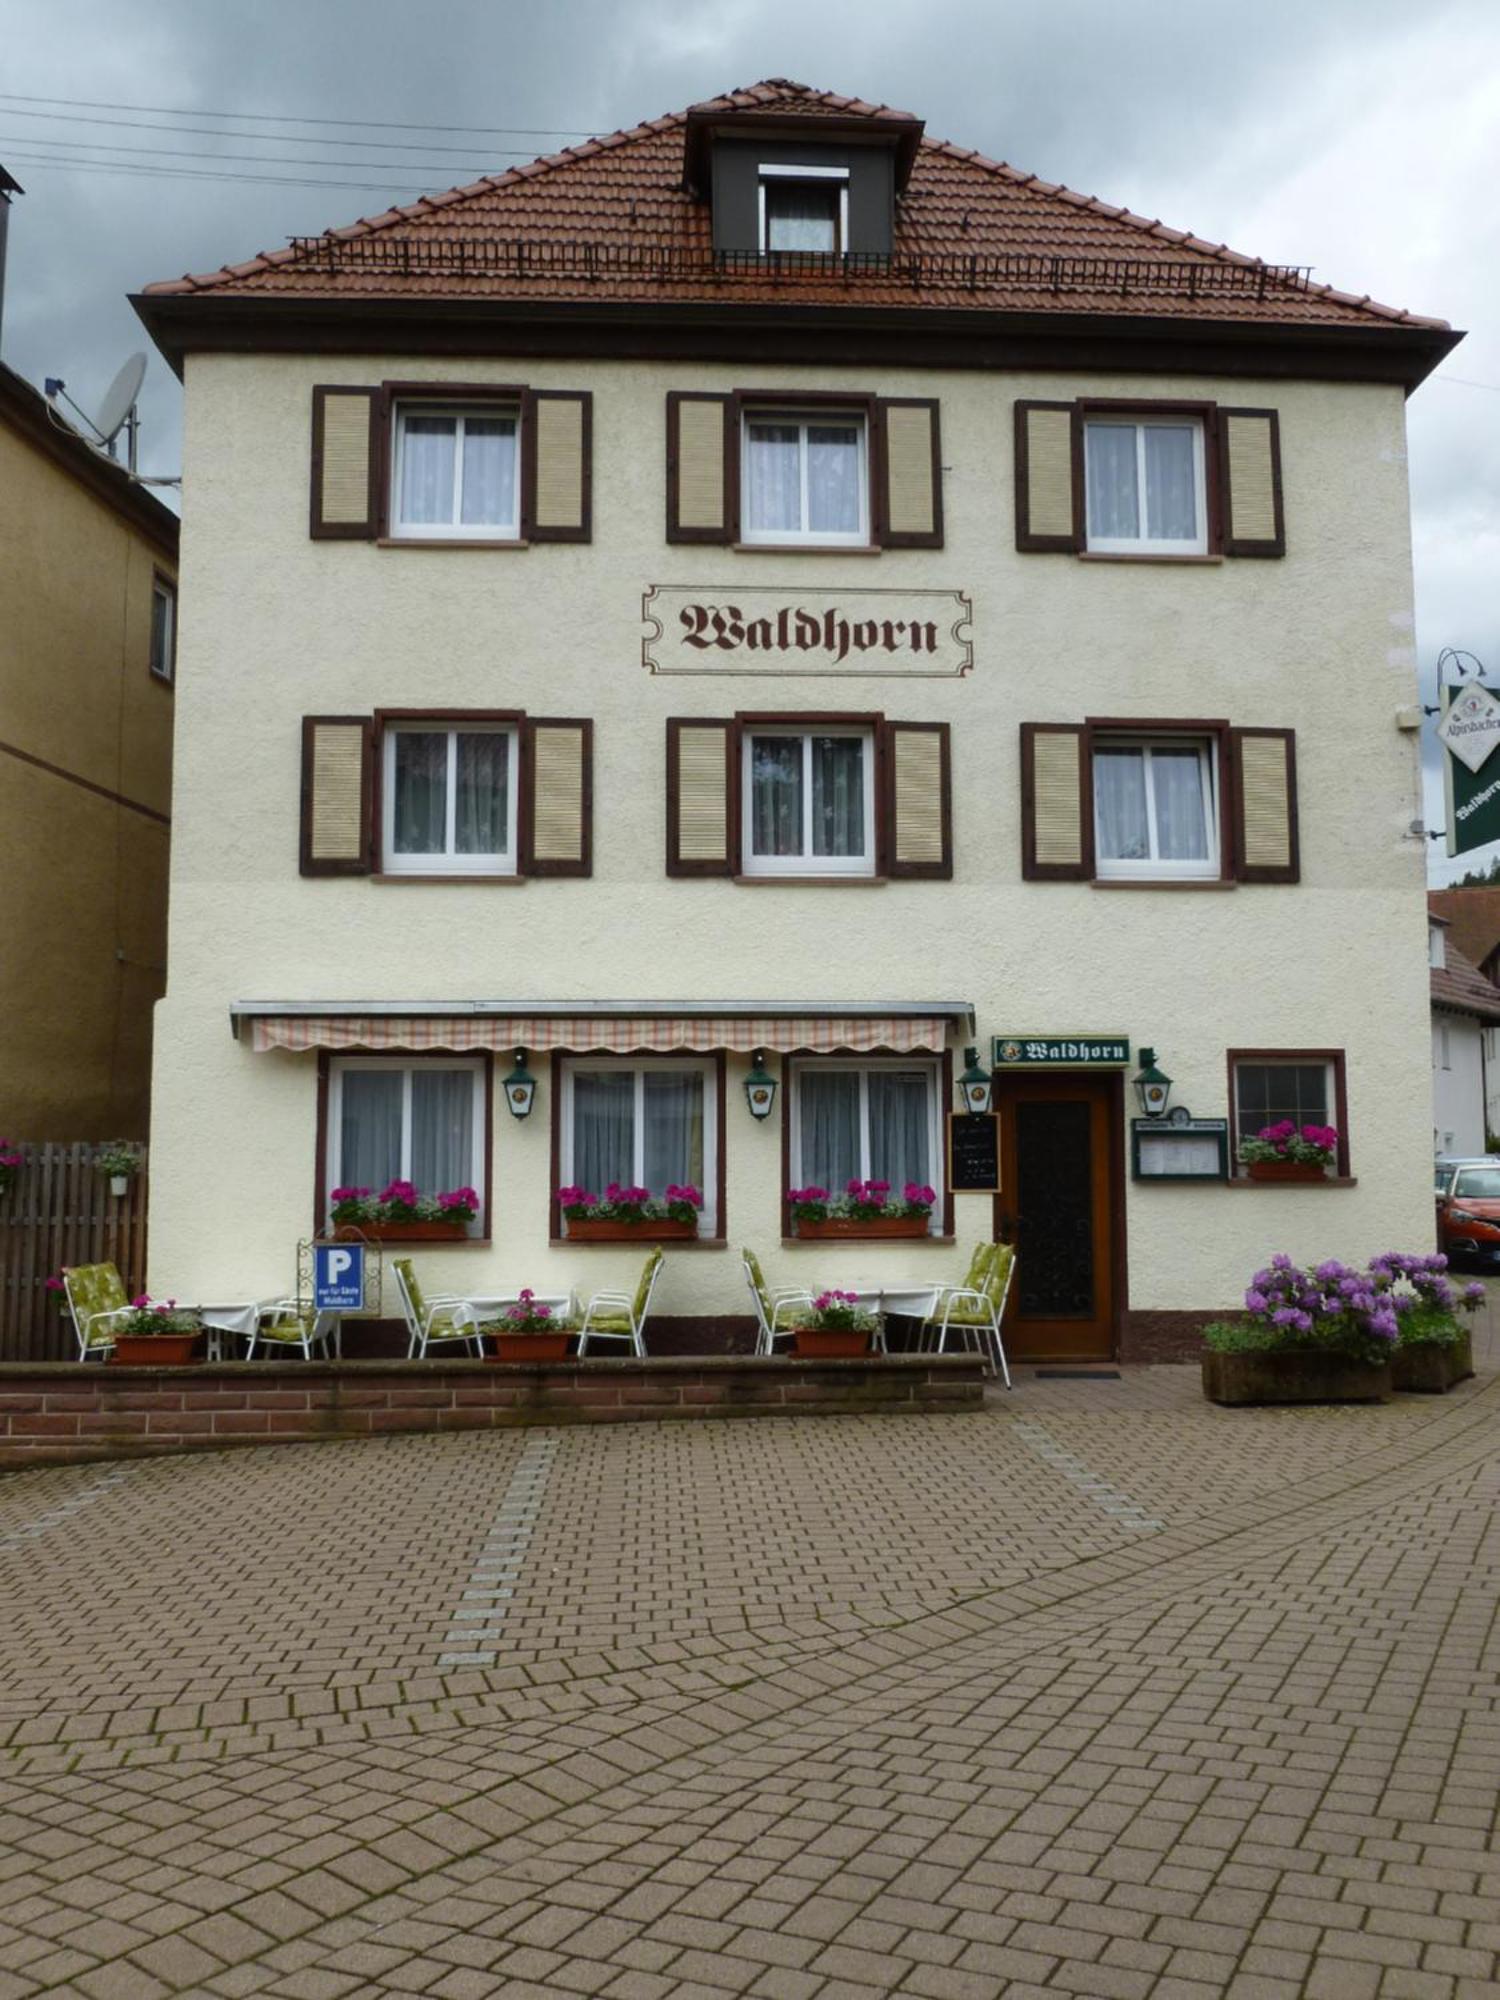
1433 374 1500 394
0 132 498 176
0 89 592 140
0 153 421 196
0 105 577 158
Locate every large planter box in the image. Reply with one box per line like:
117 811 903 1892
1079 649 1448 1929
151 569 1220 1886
791 1327 875 1358
339 1219 469 1242
1392 1332 1474 1394
1245 1160 1328 1184
110 1333 202 1367
795 1215 929 1241
1202 1347 1392 1406
564 1217 697 1241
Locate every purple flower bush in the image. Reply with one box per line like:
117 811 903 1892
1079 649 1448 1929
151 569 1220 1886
1206 1249 1484 1362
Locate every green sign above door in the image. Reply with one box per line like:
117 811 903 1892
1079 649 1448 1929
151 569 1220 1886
992 1036 1131 1067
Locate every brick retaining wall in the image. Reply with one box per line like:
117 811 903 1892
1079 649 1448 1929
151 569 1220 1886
0 1354 985 1467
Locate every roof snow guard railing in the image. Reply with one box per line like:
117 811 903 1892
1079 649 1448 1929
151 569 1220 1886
285 235 1314 299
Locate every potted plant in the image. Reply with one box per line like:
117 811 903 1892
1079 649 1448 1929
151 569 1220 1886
789 1289 879 1359
0 1139 22 1198
96 1142 140 1199
1202 1253 1399 1404
1237 1122 1339 1183
788 1180 935 1240
481 1289 577 1363
557 1182 702 1241
109 1295 202 1366
1375 1251 1483 1392
329 1182 479 1240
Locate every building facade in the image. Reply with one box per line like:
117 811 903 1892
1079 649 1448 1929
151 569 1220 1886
0 360 178 1138
135 80 1457 1358
1429 910 1500 1157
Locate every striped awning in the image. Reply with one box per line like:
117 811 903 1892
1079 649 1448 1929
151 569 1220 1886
237 1004 967 1056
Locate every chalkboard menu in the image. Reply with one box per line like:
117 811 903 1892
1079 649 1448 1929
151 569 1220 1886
948 1112 1001 1193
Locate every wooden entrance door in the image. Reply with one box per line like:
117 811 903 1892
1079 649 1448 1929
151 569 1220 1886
994 1073 1122 1361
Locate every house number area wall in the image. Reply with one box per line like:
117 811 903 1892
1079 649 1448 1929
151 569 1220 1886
642 585 973 676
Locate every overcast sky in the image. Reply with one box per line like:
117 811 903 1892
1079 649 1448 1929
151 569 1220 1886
2 0 1495 881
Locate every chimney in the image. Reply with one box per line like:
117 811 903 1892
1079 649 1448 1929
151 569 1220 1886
0 166 23 351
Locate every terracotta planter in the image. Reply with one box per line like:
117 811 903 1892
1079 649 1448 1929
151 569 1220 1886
1392 1332 1474 1394
1202 1348 1391 1406
791 1326 875 1358
564 1216 697 1241
1245 1160 1330 1184
337 1219 469 1242
110 1332 201 1366
487 1330 574 1363
794 1215 929 1240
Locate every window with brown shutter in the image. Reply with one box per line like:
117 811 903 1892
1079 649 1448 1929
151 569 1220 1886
522 719 593 876
300 716 374 875
1229 727 1299 881
873 400 943 548
666 393 735 544
310 389 380 540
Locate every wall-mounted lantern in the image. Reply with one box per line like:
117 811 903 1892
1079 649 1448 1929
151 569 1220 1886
1132 1047 1173 1120
744 1050 778 1121
504 1049 538 1120
957 1046 993 1117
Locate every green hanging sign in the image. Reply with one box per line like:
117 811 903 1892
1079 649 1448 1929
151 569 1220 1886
1442 681 1500 858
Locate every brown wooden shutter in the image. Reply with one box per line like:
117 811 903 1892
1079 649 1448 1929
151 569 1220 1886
1020 723 1091 880
882 722 952 878
1218 408 1285 557
522 391 592 542
523 719 592 875
1230 727 1299 881
874 400 943 548
1014 401 1080 552
666 719 736 875
300 716 373 875
310 388 379 540
666 393 735 544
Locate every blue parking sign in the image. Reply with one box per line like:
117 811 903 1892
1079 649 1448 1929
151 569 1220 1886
314 1242 364 1311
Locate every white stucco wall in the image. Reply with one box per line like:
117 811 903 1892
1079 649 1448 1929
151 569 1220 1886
151 350 1434 1320
1433 1009 1487 1157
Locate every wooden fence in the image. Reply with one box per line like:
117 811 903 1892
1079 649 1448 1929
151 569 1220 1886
0 1144 148 1360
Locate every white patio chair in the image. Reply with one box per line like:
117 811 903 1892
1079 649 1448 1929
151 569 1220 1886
917 1244 1016 1388
392 1257 485 1360
62 1263 134 1361
243 1298 335 1362
742 1248 814 1357
577 1247 665 1359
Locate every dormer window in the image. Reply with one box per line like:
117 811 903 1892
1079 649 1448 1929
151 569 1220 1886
759 165 848 253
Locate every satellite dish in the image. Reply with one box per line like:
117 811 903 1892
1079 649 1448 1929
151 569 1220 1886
94 352 147 445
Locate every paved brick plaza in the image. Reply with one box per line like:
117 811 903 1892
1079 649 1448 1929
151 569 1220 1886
2 1310 1499 1998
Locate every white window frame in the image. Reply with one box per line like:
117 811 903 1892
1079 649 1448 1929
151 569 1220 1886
382 721 519 877
149 576 176 684
1093 735 1220 881
1084 416 1208 555
789 1056 944 1235
326 1055 487 1231
558 1055 719 1236
740 407 870 547
758 162 849 254
741 725 877 878
390 401 521 541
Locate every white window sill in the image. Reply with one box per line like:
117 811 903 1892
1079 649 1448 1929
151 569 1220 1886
1091 877 1233 891
377 537 530 551
1080 551 1222 565
373 872 525 886
734 873 886 887
732 542 881 556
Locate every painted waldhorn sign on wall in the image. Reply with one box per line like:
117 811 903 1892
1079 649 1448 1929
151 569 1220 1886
642 586 974 676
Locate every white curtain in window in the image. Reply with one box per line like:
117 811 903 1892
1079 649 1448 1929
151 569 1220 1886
869 1072 931 1187
399 416 455 525
339 1070 404 1189
574 1071 634 1191
810 736 865 857
411 1069 473 1192
455 733 508 855
806 425 860 533
1144 426 1196 540
460 417 517 527
800 1071 862 1189
393 732 447 853
1095 747 1150 860
766 186 837 251
643 1072 704 1190
750 737 802 855
746 423 801 533
1085 425 1139 540
1151 747 1208 859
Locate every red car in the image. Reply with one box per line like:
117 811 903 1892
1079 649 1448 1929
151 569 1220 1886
1435 1158 1500 1268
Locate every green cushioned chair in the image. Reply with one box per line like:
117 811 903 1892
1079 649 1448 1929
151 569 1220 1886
919 1243 1015 1387
393 1257 483 1360
578 1247 665 1359
244 1298 333 1362
741 1248 814 1356
63 1263 134 1361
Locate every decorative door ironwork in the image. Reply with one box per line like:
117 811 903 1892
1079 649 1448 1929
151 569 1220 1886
1014 1100 1095 1316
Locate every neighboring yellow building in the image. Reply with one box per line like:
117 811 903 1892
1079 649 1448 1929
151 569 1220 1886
0 359 179 1138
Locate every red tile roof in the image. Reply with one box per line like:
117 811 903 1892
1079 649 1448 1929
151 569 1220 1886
139 78 1448 332
1429 888 1500 974
1432 937 1500 1023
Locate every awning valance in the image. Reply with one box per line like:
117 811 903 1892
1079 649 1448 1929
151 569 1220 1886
234 1001 971 1057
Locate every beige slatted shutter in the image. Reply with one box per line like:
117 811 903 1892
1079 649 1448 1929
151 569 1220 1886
1219 408 1285 557
523 391 592 542
300 716 373 875
875 400 943 548
1231 727 1299 881
1020 723 1091 879
666 719 735 875
523 719 591 875
310 388 379 539
884 722 952 878
1014 400 1079 552
666 393 733 543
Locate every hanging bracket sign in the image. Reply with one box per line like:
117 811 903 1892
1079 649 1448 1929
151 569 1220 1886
1441 681 1500 857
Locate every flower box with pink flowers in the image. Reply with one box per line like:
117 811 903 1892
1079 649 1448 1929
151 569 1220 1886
557 1183 703 1241
790 1290 879 1358
479 1290 578 1363
1237 1122 1339 1183
328 1181 480 1241
787 1180 936 1240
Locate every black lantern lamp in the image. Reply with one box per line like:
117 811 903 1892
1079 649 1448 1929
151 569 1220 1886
744 1050 778 1121
1132 1048 1173 1120
504 1049 537 1120
958 1046 993 1117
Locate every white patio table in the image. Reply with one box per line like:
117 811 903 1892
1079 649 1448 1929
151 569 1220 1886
192 1300 281 1362
838 1279 949 1351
